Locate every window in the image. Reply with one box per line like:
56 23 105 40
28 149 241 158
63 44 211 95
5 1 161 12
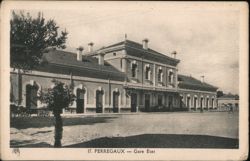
145 65 150 80
113 52 116 56
131 63 137 78
168 70 174 84
158 68 163 82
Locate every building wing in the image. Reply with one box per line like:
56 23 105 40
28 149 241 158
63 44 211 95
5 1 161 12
178 74 218 92
36 49 126 81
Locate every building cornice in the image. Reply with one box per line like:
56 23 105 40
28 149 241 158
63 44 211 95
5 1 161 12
178 88 217 94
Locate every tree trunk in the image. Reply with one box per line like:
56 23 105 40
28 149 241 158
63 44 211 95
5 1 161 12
54 113 63 147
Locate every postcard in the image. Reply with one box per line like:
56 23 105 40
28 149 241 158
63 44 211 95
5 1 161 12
0 1 248 160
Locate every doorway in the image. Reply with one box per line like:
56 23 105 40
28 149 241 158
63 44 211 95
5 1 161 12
76 88 85 113
194 97 197 110
96 90 103 113
113 91 119 113
145 94 150 112
187 96 190 108
131 93 137 112
206 98 209 110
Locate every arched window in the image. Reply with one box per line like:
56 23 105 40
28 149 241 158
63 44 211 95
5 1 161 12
145 65 151 80
158 68 163 82
131 62 137 78
168 70 174 84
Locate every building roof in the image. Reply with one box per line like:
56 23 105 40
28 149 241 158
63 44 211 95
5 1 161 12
178 74 218 92
218 93 239 100
87 40 180 66
35 49 126 81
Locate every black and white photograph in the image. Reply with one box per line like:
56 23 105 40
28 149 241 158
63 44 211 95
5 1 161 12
0 1 248 160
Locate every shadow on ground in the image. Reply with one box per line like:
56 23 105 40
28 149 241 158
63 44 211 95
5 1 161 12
11 116 117 129
65 134 239 149
10 140 52 148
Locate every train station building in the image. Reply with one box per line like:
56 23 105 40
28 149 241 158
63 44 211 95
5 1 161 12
10 38 218 113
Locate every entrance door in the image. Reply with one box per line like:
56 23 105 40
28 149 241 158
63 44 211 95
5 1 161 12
96 90 103 113
113 92 119 113
145 94 150 112
168 95 173 110
206 98 209 110
194 97 197 110
131 93 137 112
187 97 190 108
76 88 85 113
200 97 203 111
26 85 38 109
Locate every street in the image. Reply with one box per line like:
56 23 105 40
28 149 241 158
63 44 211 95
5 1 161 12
10 111 238 148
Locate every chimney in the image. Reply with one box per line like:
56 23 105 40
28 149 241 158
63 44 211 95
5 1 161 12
201 75 205 83
88 42 94 52
124 33 128 41
76 46 84 61
98 52 105 65
142 38 149 50
171 51 177 58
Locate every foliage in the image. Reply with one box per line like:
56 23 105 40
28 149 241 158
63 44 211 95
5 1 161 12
216 90 224 98
40 79 75 114
10 11 68 70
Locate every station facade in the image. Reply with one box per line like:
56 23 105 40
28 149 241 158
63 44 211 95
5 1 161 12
10 38 218 113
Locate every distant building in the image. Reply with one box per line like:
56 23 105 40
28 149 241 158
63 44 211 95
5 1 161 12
10 38 218 113
217 93 239 111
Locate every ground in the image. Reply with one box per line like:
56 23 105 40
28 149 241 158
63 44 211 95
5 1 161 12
10 111 239 148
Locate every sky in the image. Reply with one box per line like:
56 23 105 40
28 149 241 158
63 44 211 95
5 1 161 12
21 2 240 94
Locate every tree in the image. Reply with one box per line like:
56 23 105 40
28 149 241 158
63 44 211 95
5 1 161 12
235 94 239 100
40 79 75 147
10 11 68 70
216 91 224 98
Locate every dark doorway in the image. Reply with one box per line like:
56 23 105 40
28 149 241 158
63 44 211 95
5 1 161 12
187 97 190 109
131 93 137 112
200 97 203 112
206 98 209 110
113 91 119 113
158 95 163 106
145 94 150 112
194 97 197 110
76 88 85 113
96 90 103 113
26 84 38 109
168 95 173 110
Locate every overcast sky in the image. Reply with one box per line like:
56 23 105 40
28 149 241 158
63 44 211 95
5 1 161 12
21 2 240 94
